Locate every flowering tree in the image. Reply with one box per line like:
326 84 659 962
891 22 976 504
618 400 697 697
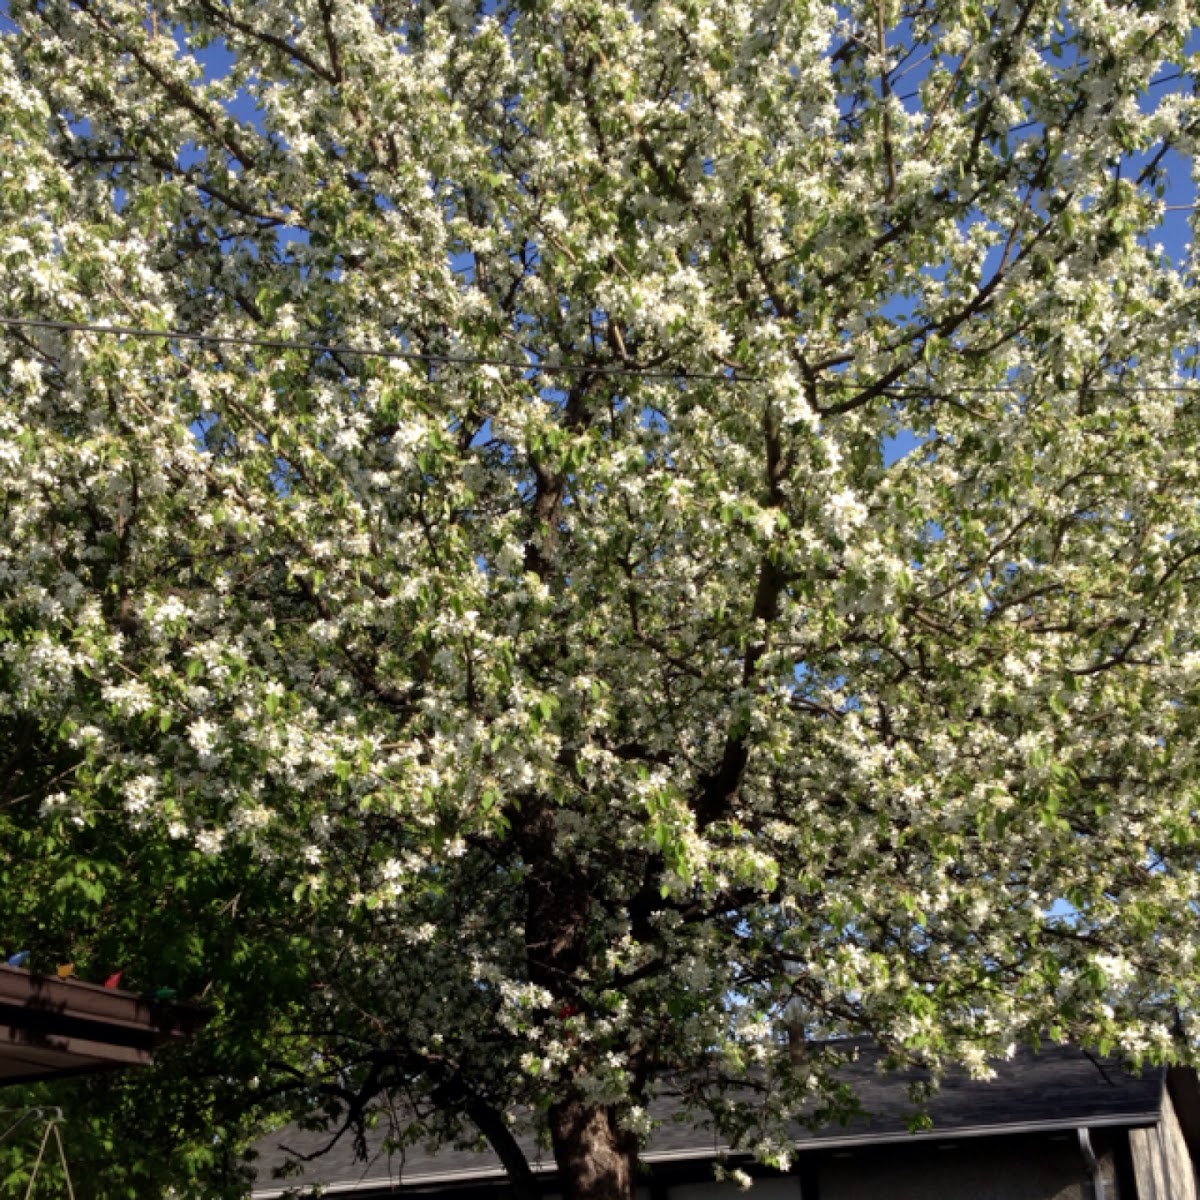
2 0 1199 1195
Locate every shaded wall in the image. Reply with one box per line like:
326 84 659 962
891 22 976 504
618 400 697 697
818 1139 1100 1200
654 1135 1115 1200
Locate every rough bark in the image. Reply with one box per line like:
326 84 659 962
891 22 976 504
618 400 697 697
549 1097 638 1200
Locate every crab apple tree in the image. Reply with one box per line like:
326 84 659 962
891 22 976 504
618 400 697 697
2 0 1200 1197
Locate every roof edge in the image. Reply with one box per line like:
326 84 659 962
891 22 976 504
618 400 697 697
250 1110 1165 1199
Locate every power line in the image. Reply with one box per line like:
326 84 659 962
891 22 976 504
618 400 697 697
0 315 759 383
2 314 1199 395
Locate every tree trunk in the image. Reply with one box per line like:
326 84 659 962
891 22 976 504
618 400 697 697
549 1097 638 1200
517 798 637 1200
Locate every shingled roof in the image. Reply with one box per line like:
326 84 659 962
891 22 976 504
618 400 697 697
252 1042 1175 1198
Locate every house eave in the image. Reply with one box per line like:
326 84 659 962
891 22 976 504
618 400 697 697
251 1110 1166 1199
0 963 210 1085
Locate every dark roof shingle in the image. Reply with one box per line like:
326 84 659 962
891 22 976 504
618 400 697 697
252 1042 1165 1197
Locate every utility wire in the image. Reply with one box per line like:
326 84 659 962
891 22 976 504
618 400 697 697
2 314 1199 395
0 315 758 383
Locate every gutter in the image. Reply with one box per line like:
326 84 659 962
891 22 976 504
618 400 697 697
253 1114 1161 1199
0 964 210 1085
